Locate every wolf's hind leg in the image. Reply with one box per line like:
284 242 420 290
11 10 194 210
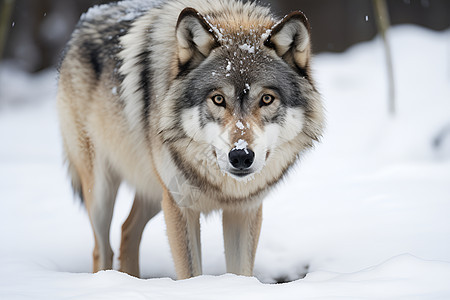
81 161 120 273
119 194 161 277
222 204 263 276
162 189 202 279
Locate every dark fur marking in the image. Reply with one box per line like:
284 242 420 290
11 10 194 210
269 106 286 124
237 88 250 111
176 59 198 78
87 43 103 79
75 40 105 80
185 225 195 278
294 64 309 81
204 112 219 125
161 131 187 145
169 145 222 194
74 18 133 81
135 49 152 129
73 183 84 204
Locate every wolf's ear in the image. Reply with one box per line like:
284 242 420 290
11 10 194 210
264 11 311 73
176 8 219 70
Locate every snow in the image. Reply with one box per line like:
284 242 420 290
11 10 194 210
233 139 249 154
80 0 160 23
204 15 224 42
1 25 450 299
238 43 255 53
236 121 246 136
261 28 272 41
226 60 232 72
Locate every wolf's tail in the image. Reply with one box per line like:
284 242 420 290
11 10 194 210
66 157 84 203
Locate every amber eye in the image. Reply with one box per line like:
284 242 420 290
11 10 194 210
260 94 275 106
212 94 226 108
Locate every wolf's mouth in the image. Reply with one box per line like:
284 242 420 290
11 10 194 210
229 169 253 177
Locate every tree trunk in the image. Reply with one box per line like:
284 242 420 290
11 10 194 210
0 0 16 61
373 0 396 116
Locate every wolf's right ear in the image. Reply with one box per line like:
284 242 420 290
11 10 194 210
176 8 220 70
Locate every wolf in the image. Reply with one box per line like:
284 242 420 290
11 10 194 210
57 0 324 279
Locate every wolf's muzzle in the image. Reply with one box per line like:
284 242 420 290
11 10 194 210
228 149 255 172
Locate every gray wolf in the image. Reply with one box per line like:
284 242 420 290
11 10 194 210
57 0 324 279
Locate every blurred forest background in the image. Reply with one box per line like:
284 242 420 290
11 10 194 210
0 0 449 73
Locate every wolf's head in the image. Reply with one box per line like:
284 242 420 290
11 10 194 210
161 5 323 197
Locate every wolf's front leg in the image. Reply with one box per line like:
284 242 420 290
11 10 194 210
162 189 202 279
222 204 263 276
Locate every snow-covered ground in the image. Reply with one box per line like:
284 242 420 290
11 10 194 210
1 25 450 299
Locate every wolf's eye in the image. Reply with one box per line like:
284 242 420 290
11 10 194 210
211 94 226 108
260 94 275 107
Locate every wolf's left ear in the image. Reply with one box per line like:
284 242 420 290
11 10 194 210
176 8 219 70
264 11 311 72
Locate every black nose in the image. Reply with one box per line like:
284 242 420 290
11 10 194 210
228 149 255 170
